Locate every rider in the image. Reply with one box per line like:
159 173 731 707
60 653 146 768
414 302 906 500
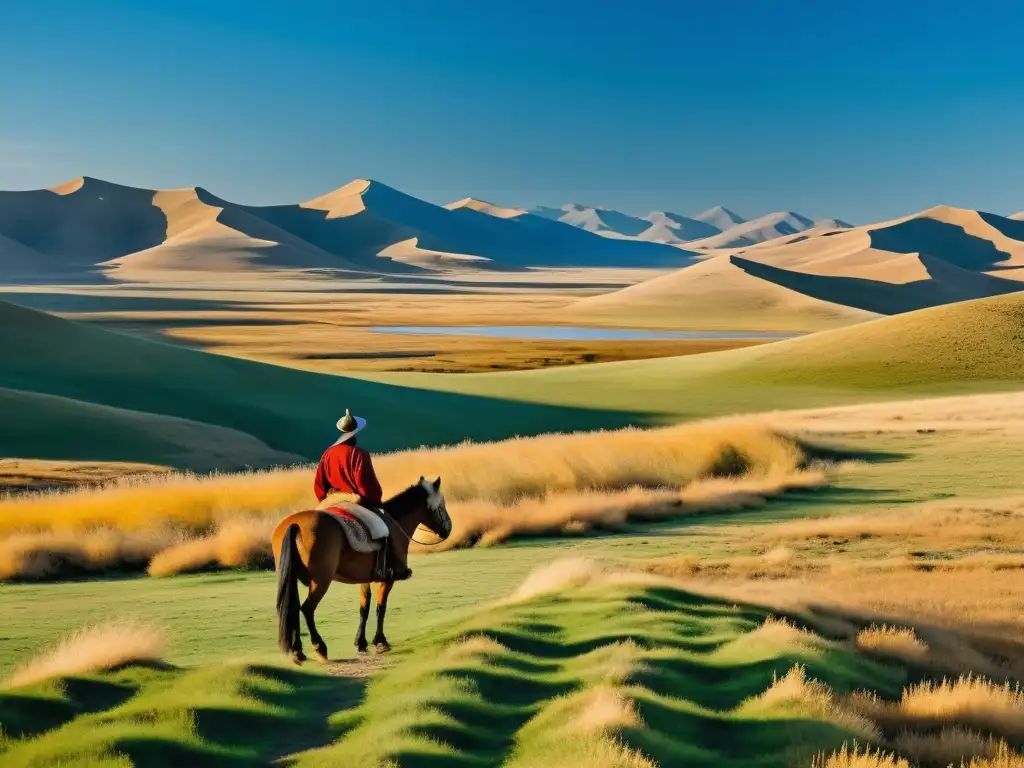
313 409 412 582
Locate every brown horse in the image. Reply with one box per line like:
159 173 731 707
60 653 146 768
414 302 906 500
272 476 451 665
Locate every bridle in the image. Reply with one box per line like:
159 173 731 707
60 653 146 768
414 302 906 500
378 504 449 547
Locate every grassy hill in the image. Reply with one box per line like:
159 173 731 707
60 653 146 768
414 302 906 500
370 292 1024 423
0 301 637 468
3 291 1022 469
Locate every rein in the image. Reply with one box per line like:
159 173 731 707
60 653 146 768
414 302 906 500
378 506 447 547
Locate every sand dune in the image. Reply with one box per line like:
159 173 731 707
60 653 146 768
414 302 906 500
573 251 877 332
530 203 652 237
534 202 847 251
693 205 746 231
445 197 526 219
690 211 819 249
574 205 1024 330
1011 212 1024 221
637 210 720 243
0 177 692 282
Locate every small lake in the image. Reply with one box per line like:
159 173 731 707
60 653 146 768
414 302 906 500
369 325 798 341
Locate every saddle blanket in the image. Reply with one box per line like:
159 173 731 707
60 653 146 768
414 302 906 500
323 503 386 553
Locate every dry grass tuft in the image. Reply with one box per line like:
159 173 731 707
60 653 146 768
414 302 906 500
812 743 910 768
509 558 618 602
6 618 167 688
857 626 930 665
892 726 1000 768
147 516 274 577
849 676 1024 744
568 686 641 734
738 665 881 742
965 743 1024 767
0 528 175 581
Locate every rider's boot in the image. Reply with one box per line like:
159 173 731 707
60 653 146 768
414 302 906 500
373 543 393 583
388 534 412 581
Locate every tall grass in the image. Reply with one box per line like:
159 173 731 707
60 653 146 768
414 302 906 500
0 420 818 580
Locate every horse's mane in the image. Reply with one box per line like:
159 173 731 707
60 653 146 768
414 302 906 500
383 482 425 513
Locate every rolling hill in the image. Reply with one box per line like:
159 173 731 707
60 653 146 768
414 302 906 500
0 178 692 282
572 205 1024 331
0 300 638 468
368 291 1024 423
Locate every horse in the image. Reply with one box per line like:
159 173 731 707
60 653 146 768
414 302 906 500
271 476 451 665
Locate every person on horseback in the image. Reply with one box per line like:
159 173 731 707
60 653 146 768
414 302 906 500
313 409 413 582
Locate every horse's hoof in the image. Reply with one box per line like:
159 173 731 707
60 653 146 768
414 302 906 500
356 642 369 654
291 650 306 666
374 641 392 654
313 643 329 663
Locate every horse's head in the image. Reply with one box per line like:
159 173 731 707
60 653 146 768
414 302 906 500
417 476 451 540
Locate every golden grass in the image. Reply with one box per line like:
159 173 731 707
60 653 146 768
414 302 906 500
966 744 1024 767
892 727 1000 768
856 626 930 665
859 676 1024 742
147 516 274 577
5 618 166 688
812 744 910 768
0 420 818 580
649 494 1024 655
737 665 881 742
428 470 824 550
0 458 169 492
0 528 175 581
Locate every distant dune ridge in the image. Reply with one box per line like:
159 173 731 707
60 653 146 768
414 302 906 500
529 201 851 249
0 177 694 281
574 204 1024 331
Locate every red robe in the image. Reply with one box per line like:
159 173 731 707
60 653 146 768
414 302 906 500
313 443 384 504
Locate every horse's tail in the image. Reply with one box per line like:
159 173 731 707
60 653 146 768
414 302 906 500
276 523 301 656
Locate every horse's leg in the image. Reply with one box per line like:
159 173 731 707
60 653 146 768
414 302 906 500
354 582 372 653
301 580 332 663
372 581 395 652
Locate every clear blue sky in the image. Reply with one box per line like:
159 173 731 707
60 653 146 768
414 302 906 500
1 0 1022 223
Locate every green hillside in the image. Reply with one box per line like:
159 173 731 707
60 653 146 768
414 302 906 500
366 292 1024 423
3 293 1022 469
0 301 635 468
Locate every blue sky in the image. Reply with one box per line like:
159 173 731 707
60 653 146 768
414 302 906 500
1 0 1022 223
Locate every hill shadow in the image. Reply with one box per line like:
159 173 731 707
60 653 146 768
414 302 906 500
868 217 1012 271
0 179 169 264
731 253 1022 316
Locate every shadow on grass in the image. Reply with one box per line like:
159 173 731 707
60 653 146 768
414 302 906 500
0 676 139 739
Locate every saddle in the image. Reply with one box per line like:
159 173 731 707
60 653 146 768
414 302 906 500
322 499 390 552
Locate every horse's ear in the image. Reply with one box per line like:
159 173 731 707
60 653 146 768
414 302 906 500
433 477 442 490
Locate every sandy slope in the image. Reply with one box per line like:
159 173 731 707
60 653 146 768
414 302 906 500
572 251 877 331
573 205 1024 330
